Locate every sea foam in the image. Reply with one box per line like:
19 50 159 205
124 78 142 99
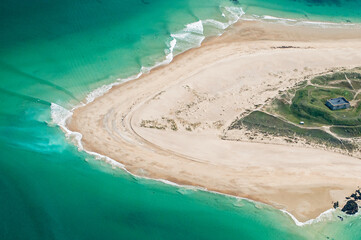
242 14 358 29
184 20 204 35
281 208 337 227
170 6 245 53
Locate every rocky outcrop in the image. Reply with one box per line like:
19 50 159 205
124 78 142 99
349 188 361 201
335 188 361 216
341 200 358 215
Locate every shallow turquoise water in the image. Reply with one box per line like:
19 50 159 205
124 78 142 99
1 0 361 239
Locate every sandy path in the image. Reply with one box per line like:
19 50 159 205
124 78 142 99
68 21 361 222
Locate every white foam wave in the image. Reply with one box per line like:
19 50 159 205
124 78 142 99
171 32 205 48
243 14 358 29
170 6 245 52
50 103 73 127
202 19 229 30
50 103 84 150
50 102 129 171
170 20 205 52
263 15 297 22
86 73 143 104
204 7 245 34
165 38 177 62
299 20 354 27
223 6 245 25
141 40 177 74
85 149 126 170
184 20 204 35
281 208 336 226
86 84 113 104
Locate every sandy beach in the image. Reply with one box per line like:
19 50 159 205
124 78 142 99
68 21 361 222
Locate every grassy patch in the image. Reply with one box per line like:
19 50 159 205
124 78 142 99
311 72 346 85
270 98 322 127
230 111 354 151
351 80 361 90
311 71 361 86
228 68 361 151
289 86 361 126
329 81 353 90
272 85 361 126
330 126 361 138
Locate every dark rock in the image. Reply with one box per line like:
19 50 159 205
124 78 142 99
351 193 357 199
341 200 358 215
337 216 344 221
346 197 350 199
333 201 339 209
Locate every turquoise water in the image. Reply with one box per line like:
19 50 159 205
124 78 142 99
1 0 361 239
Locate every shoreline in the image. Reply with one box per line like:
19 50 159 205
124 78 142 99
52 103 340 227
62 20 361 222
241 14 360 28
47 108 341 227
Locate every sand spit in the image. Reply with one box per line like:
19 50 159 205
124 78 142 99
68 21 361 222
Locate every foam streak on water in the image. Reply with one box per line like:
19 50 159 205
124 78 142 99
243 14 359 28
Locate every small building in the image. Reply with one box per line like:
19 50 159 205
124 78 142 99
325 97 350 110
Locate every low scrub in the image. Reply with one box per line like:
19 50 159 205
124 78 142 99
231 111 354 151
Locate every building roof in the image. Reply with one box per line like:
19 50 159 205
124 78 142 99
327 97 350 106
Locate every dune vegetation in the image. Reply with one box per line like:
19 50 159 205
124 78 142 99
230 68 361 151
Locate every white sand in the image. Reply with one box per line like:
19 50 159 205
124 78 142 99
68 21 361 222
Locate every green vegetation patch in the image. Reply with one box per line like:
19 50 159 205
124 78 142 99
311 71 361 86
269 98 313 126
270 85 361 127
230 111 354 151
290 86 361 126
228 68 361 152
329 81 353 90
351 80 361 90
330 126 361 138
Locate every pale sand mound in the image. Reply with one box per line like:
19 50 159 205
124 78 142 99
68 21 361 222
